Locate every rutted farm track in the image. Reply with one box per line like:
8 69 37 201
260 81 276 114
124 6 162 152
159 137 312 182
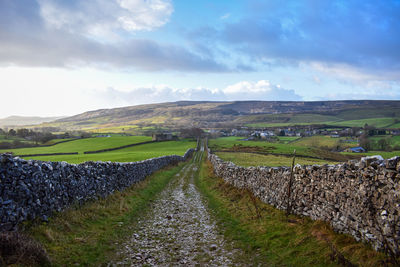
110 146 250 266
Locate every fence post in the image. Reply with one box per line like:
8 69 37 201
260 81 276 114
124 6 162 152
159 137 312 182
286 149 296 216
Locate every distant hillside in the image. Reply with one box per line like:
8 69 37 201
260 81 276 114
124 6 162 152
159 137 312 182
38 100 400 132
0 116 65 127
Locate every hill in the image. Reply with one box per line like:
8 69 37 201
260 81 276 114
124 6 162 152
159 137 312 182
35 100 400 132
0 115 64 127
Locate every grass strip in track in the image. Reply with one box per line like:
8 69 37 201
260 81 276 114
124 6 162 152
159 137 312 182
24 162 186 266
196 155 391 266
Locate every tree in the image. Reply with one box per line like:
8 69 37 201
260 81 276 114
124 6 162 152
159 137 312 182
359 136 371 151
180 128 204 139
378 137 392 151
16 128 30 138
8 129 16 136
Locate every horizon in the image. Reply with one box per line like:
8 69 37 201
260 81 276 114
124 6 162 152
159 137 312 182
1 0 400 117
2 99 400 120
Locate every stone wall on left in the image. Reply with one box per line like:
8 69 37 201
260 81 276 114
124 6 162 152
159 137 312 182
0 149 194 231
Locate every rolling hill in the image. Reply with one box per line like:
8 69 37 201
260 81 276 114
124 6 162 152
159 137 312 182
27 100 400 131
0 115 64 127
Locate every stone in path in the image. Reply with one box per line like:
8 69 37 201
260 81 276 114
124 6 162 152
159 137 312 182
110 151 253 266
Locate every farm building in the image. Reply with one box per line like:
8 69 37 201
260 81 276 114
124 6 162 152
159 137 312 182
345 146 366 153
152 133 178 141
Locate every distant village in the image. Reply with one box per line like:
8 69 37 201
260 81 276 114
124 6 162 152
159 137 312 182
207 125 400 153
209 126 400 138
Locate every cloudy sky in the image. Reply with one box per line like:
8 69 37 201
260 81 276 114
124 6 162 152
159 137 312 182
1 0 399 117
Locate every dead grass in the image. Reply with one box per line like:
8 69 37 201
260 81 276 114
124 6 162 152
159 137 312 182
197 157 394 266
0 231 51 266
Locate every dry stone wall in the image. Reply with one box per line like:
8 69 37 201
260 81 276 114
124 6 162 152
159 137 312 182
0 149 194 231
207 149 400 255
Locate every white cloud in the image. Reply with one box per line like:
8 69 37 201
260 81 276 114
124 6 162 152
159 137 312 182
223 80 301 101
0 66 301 118
308 62 400 87
117 0 173 31
220 13 231 20
92 80 302 108
38 0 173 39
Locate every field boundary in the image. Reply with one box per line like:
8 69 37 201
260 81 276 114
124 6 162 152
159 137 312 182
40 138 87 147
213 149 341 162
17 152 79 157
83 140 157 154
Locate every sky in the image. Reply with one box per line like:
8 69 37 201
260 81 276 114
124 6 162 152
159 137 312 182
0 0 400 117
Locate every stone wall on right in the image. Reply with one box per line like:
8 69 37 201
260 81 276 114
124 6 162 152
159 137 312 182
207 150 400 255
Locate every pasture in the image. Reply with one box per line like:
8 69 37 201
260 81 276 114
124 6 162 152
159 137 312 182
216 152 336 167
0 135 152 155
292 135 356 150
247 117 397 128
209 137 318 158
209 137 357 162
21 140 195 163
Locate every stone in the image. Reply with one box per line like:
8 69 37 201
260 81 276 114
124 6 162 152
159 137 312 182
0 149 194 233
207 150 399 256
386 156 400 169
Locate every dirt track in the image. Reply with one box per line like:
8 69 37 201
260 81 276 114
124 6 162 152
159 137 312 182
110 146 251 266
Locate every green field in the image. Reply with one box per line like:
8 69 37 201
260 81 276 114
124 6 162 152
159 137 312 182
22 140 195 163
0 134 35 144
247 117 398 128
210 137 316 157
292 135 356 150
0 136 152 155
209 137 356 162
216 152 336 167
42 138 75 145
326 117 397 128
244 106 400 128
276 136 300 143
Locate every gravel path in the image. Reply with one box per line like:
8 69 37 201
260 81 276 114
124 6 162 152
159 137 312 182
110 149 251 266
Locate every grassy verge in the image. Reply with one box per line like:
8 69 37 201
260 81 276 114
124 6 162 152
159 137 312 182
196 155 391 266
23 162 185 266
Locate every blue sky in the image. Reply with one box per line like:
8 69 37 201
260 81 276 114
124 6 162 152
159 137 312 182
0 0 399 117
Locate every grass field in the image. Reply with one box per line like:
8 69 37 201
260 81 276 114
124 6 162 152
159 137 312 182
209 137 313 156
209 137 357 162
216 152 336 167
390 122 400 128
276 136 300 143
22 140 196 163
247 117 398 128
0 136 152 155
292 135 356 150
326 117 397 128
42 138 75 145
0 134 35 144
